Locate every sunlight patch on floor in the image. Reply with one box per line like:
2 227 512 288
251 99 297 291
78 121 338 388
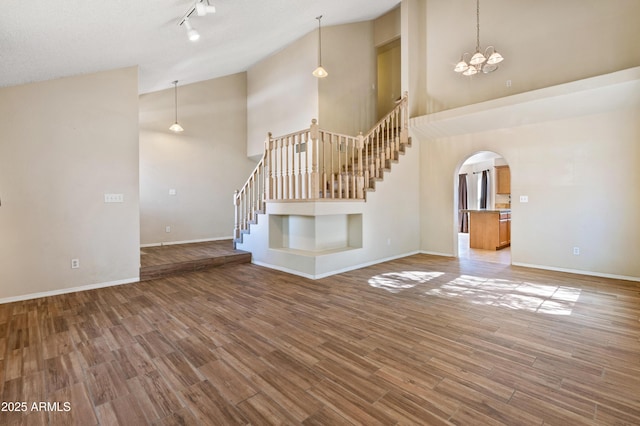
368 271 445 293
426 275 581 316
368 270 581 315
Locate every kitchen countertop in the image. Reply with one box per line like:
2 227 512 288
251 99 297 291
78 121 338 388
460 209 511 213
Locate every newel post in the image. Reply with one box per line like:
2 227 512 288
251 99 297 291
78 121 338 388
310 119 320 200
401 91 409 144
233 189 240 248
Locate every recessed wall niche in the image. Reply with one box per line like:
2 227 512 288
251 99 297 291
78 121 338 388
269 214 363 254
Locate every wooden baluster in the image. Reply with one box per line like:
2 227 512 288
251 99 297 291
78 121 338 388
246 174 254 222
284 136 290 199
357 132 364 199
376 128 381 178
320 132 327 198
385 117 391 165
258 161 264 213
276 138 282 200
303 131 309 199
336 135 342 198
328 134 332 198
310 119 319 200
350 137 356 198
298 133 304 200
264 134 272 201
363 135 370 191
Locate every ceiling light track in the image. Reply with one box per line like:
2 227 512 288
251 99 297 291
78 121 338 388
178 0 216 42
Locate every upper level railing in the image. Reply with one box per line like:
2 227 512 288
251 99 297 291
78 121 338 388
234 93 408 243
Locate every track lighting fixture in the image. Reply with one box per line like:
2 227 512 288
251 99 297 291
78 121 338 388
195 1 216 16
178 0 216 41
182 18 200 42
169 81 184 133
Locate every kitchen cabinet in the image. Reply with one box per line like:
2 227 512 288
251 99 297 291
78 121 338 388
466 210 511 250
495 165 511 194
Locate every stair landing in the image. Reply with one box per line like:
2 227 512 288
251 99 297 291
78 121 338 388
140 240 251 281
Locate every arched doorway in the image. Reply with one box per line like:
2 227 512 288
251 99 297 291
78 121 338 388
454 151 511 264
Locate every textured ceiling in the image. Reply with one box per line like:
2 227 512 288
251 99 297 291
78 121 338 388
0 0 400 94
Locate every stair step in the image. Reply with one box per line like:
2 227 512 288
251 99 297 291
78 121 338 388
139 241 251 281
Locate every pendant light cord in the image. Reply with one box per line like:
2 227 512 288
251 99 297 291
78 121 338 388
173 80 179 123
316 15 323 66
476 0 480 52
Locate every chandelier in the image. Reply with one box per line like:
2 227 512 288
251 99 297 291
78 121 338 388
454 0 504 76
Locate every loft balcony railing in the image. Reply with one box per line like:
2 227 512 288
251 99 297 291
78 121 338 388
234 93 409 245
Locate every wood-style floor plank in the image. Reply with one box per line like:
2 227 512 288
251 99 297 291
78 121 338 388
1 253 639 425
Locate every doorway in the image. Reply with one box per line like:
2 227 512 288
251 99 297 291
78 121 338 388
376 38 401 120
456 152 511 265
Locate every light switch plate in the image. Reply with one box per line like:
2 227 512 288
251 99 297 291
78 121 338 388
169 189 177 195
519 195 529 203
104 193 124 203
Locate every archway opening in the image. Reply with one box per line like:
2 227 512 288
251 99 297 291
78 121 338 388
454 151 511 264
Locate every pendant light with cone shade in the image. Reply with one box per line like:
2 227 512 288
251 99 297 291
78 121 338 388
169 81 184 133
312 15 328 78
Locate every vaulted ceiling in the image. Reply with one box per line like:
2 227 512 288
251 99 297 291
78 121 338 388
0 0 400 94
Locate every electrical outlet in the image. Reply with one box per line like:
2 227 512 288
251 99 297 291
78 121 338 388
165 226 171 233
573 247 580 256
71 258 80 269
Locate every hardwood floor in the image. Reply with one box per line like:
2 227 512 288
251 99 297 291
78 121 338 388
1 254 639 425
140 240 251 281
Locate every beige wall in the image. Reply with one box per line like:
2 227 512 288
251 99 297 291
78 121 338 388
374 6 400 47
424 0 640 113
139 73 256 246
247 21 379 158
319 22 377 135
246 32 318 159
417 78 640 280
0 67 140 301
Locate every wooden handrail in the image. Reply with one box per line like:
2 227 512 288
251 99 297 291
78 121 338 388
234 93 409 246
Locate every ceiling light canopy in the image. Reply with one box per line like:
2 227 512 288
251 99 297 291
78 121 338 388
454 0 504 76
178 0 216 42
312 15 328 78
169 80 184 133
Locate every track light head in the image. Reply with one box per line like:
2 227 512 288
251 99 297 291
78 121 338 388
183 18 200 41
196 2 216 16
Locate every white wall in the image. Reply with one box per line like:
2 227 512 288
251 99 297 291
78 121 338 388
0 67 140 301
139 73 256 246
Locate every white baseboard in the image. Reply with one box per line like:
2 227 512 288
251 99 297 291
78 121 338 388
0 277 140 305
512 262 640 283
253 251 421 280
419 251 640 283
419 250 456 258
140 236 233 248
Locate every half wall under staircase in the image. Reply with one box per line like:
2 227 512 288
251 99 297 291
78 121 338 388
234 94 420 278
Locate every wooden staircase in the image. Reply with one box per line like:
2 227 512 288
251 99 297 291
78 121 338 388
233 94 410 247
